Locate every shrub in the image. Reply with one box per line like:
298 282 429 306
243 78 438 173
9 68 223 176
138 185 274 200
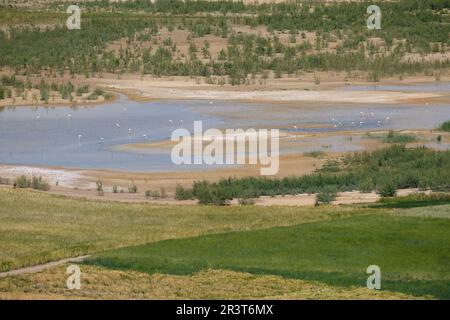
438 121 450 132
238 197 255 205
112 185 118 193
358 178 374 193
211 187 232 206
104 92 114 100
194 181 214 205
304 151 325 158
382 130 417 143
96 181 104 196
128 182 138 193
186 146 450 201
378 180 397 197
193 181 232 205
175 185 194 200
32 176 50 191
315 186 338 206
145 190 160 199
14 175 49 191
15 175 29 188
76 85 89 96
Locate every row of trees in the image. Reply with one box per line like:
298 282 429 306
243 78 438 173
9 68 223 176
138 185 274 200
176 145 450 204
0 76 110 102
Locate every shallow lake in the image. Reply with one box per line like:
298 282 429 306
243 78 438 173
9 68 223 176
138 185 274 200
0 90 449 172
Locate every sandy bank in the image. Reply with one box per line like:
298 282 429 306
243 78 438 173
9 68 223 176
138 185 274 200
94 75 450 104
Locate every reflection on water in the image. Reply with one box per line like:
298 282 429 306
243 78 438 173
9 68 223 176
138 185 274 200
0 93 449 172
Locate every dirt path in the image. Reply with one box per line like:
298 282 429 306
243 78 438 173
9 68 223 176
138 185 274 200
0 255 90 278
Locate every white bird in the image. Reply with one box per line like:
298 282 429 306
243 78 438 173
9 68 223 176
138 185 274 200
67 114 72 120
115 123 120 128
385 116 390 121
209 101 214 105
100 137 104 142
180 119 184 125
370 112 375 117
78 134 83 141
169 120 173 125
128 128 132 134
36 115 40 120
142 134 148 139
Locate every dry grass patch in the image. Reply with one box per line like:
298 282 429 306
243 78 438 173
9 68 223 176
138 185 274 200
0 265 424 300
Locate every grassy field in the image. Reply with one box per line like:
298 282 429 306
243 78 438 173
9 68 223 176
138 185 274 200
0 188 449 299
85 212 450 299
0 187 365 272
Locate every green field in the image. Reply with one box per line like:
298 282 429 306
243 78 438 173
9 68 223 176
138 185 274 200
86 212 450 299
1 188 449 299
0 187 363 272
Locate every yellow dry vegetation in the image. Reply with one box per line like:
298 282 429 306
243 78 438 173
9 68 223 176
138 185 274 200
0 265 426 300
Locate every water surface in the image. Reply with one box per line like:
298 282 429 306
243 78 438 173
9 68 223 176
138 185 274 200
0 92 449 172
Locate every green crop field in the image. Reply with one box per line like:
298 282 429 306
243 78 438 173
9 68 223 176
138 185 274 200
0 188 449 299
86 212 450 299
0 187 364 272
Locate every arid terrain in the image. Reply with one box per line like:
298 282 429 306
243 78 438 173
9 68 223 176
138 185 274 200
1 0 449 301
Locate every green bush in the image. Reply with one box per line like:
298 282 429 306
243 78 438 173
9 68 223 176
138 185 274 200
193 181 214 205
15 175 29 188
187 146 450 201
315 186 338 206
378 180 397 198
438 121 450 132
358 178 374 193
193 181 232 205
382 130 417 143
14 175 49 191
304 151 325 158
76 85 89 96
145 190 161 199
175 185 194 200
